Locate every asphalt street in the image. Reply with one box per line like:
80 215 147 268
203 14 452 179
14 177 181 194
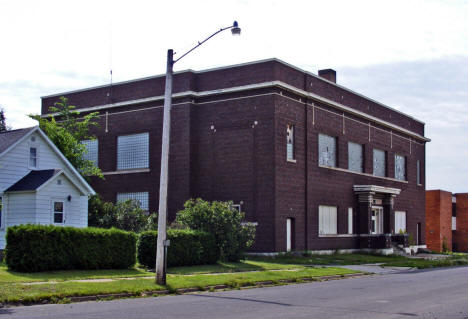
2 266 468 319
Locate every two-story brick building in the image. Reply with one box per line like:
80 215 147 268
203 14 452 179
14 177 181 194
41 59 430 253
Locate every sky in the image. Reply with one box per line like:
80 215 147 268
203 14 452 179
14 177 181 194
0 0 467 192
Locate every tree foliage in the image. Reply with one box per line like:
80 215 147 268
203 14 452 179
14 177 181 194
175 198 256 261
29 96 102 178
88 195 158 233
0 108 8 132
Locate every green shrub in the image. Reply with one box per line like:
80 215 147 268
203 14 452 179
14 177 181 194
5 225 136 272
175 199 256 261
88 194 157 233
137 229 219 268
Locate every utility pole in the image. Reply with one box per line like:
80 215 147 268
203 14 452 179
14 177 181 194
155 49 173 285
155 22 241 285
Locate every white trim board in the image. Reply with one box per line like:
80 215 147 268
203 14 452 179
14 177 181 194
41 58 424 125
42 81 430 142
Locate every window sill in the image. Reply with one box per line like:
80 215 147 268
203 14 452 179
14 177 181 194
286 158 297 163
319 234 357 238
417 184 423 187
103 168 150 175
318 165 409 184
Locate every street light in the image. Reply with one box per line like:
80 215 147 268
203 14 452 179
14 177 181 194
155 21 241 285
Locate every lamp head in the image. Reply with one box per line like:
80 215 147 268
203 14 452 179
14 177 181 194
231 21 241 36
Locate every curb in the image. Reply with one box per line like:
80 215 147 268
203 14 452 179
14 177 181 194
2 272 367 307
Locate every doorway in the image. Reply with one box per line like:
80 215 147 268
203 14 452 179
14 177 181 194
371 207 383 234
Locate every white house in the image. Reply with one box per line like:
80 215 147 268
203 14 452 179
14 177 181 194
0 126 95 249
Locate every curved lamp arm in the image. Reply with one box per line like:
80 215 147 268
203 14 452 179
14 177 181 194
174 21 241 64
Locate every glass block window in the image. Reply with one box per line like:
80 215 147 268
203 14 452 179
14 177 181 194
29 147 37 168
348 142 363 173
417 160 421 185
81 139 98 166
395 154 406 181
373 149 386 177
117 133 149 170
319 205 337 235
318 134 336 167
286 124 295 160
117 192 149 211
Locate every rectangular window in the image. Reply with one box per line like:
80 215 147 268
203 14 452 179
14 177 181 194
452 217 457 231
29 147 37 168
54 201 64 224
348 142 363 173
348 207 353 234
395 154 406 181
117 192 149 211
319 205 337 235
395 211 406 233
286 124 295 161
81 139 99 166
117 133 149 170
318 134 337 167
373 149 386 177
417 160 421 185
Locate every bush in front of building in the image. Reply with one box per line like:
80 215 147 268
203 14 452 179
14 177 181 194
175 199 256 262
88 195 157 233
137 229 219 268
5 225 137 272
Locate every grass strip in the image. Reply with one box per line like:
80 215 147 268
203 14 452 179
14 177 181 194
0 267 357 304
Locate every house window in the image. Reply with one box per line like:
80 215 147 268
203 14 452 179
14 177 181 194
318 134 336 167
394 154 406 181
319 205 337 235
81 139 99 166
53 201 64 224
286 124 295 161
348 142 363 173
117 192 149 211
29 147 37 168
231 204 241 213
417 160 421 185
373 149 386 177
117 133 149 170
348 207 353 234
395 211 406 233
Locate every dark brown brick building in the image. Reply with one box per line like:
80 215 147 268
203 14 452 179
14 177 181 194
41 59 429 253
426 190 468 252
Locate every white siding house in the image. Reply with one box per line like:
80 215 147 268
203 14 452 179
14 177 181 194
0 127 95 249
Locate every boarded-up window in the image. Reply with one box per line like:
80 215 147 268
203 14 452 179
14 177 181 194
348 142 363 173
318 134 336 167
395 211 406 233
117 133 149 170
117 192 149 211
373 149 386 177
319 205 337 235
417 160 421 185
81 139 98 166
395 154 406 181
286 124 294 160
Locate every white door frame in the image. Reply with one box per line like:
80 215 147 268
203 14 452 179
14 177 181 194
52 199 66 225
371 206 383 234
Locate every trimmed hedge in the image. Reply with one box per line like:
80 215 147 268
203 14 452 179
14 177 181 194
137 229 219 268
5 225 137 272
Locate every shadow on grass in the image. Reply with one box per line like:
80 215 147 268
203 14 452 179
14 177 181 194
167 261 266 275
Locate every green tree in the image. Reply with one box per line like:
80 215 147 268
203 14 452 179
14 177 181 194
0 108 8 132
175 198 256 261
29 97 102 178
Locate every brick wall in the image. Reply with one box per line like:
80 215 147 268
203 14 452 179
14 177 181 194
454 193 468 252
426 190 452 252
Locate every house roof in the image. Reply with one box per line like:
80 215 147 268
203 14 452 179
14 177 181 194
0 127 35 155
5 169 62 192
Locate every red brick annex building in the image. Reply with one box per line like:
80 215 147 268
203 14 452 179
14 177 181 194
41 59 430 253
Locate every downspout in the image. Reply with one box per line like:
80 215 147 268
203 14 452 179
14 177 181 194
303 73 308 251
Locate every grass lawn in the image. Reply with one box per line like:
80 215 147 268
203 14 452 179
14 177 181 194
0 266 356 304
248 252 468 269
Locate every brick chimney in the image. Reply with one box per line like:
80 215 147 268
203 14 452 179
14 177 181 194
318 69 336 83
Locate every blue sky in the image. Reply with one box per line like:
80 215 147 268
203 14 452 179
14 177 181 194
1 0 467 192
